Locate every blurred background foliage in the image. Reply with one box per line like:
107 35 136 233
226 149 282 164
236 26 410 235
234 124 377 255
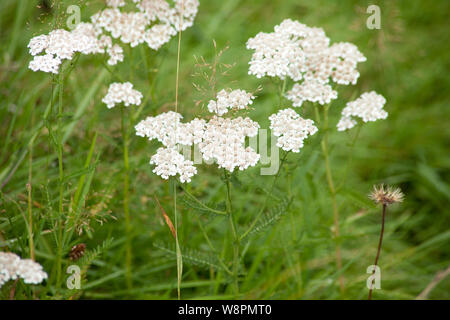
0 0 449 299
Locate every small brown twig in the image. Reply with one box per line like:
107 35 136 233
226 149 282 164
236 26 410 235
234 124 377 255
416 265 450 300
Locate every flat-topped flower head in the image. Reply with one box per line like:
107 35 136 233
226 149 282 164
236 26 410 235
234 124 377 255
207 89 255 116
198 116 260 172
337 91 387 131
102 82 143 109
370 185 404 206
92 0 199 49
247 19 365 86
135 111 207 182
247 19 366 113
0 252 48 288
28 0 199 73
151 147 197 183
286 78 337 107
28 22 123 74
136 111 261 180
135 111 205 147
269 108 318 153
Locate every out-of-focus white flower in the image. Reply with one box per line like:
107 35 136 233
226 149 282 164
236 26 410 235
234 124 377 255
28 22 123 74
0 252 48 288
106 0 126 7
133 0 172 22
269 108 318 153
93 0 199 49
29 53 62 74
102 82 143 109
28 0 200 73
207 89 255 116
28 35 49 56
92 9 148 47
106 44 124 65
286 78 337 107
169 0 200 32
144 24 177 50
336 116 357 131
337 91 387 131
327 42 366 85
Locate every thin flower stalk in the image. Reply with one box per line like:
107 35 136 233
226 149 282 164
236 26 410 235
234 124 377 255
224 169 240 295
27 111 35 261
174 10 183 300
121 105 132 290
367 185 404 300
55 69 65 290
368 203 386 300
320 103 344 293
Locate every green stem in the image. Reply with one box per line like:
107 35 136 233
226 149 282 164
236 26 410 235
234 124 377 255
198 220 233 275
179 184 227 215
240 151 289 241
121 105 132 289
337 124 362 191
279 78 287 106
27 110 34 261
55 70 64 289
224 170 239 295
368 204 386 300
320 104 344 293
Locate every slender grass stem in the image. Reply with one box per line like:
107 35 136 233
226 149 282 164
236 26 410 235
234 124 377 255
55 69 64 289
368 204 386 300
224 170 239 295
27 110 34 261
174 10 183 300
121 105 132 290
320 104 344 293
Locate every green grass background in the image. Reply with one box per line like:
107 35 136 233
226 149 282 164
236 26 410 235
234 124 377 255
0 0 449 299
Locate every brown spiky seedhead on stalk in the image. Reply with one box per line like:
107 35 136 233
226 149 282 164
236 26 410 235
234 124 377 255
69 243 86 261
369 184 404 206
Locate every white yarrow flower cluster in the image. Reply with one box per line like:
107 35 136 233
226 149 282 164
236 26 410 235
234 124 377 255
198 116 260 172
135 111 205 148
207 89 255 116
286 79 337 107
28 0 199 73
93 0 199 50
102 82 143 109
269 108 318 153
135 111 205 182
106 0 126 7
151 147 197 183
28 23 123 74
337 91 387 131
247 19 366 108
0 252 48 288
136 88 261 181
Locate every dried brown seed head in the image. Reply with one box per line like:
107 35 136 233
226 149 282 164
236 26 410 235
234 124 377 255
369 184 404 205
